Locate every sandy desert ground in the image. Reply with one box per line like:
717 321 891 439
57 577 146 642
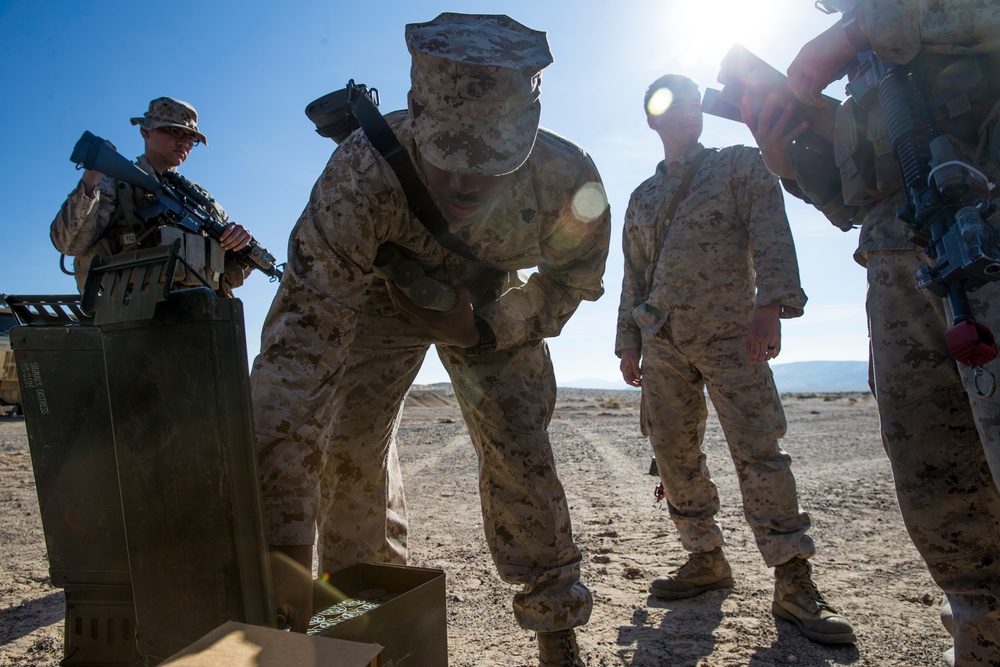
0 387 951 666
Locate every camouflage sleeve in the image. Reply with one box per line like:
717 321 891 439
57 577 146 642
864 0 1000 64
221 262 249 290
733 146 808 318
615 193 646 354
476 157 611 349
50 174 118 256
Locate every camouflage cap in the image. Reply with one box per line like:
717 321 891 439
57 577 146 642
130 96 208 145
405 13 553 176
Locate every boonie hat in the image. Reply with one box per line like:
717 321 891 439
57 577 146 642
130 96 208 145
405 13 553 175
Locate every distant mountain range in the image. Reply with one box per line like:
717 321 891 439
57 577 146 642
561 360 870 394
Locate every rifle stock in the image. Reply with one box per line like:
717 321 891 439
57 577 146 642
70 131 162 193
69 131 283 281
703 44 840 156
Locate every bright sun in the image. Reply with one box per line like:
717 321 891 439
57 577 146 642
660 0 780 70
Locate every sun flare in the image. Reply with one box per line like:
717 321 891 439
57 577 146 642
657 0 780 70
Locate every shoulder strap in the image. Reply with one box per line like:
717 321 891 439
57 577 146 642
657 148 713 237
647 148 714 294
352 94 480 263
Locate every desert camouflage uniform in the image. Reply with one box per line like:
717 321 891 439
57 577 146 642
785 1 1000 661
51 160 246 297
616 143 814 566
251 111 609 631
51 96 247 297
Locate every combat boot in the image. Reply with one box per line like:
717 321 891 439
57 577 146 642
648 546 734 600
941 599 955 666
772 557 855 644
537 629 584 667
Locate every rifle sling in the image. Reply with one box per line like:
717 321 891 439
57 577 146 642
352 94 480 263
647 147 713 297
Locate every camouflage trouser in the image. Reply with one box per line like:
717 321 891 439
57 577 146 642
867 249 1000 664
639 324 815 567
259 286 592 633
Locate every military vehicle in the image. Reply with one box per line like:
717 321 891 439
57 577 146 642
0 296 21 414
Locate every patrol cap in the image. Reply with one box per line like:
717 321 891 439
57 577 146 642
405 13 553 175
130 96 208 145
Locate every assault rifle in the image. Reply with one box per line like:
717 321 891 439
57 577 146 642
845 51 1000 388
702 43 840 157
69 131 284 281
705 42 1000 388
702 44 863 231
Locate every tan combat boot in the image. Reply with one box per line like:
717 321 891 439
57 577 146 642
648 546 734 600
941 599 955 666
537 629 584 667
772 557 856 644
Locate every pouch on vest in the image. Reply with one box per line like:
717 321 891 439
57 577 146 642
788 141 867 231
981 100 1000 171
631 302 668 339
835 96 878 207
160 226 225 291
865 108 904 194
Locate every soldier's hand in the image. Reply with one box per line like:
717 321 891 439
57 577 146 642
748 305 781 363
219 223 252 251
741 93 807 181
787 19 859 107
386 279 479 347
81 140 117 196
619 348 642 387
269 545 314 634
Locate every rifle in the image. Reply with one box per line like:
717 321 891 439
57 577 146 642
702 44 866 232
702 43 841 157
846 51 1000 388
69 131 284 281
705 42 1000 388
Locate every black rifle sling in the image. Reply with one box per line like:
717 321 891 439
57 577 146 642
352 94 480 263
647 147 714 297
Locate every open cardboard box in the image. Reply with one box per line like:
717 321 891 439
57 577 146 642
159 621 382 667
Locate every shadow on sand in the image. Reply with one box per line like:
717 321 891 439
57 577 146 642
0 590 64 644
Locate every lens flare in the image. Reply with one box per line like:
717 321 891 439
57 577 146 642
571 182 609 223
646 88 674 117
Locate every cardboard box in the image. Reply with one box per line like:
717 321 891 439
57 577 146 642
313 563 447 667
160 621 382 667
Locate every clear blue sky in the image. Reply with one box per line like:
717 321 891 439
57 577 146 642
0 0 868 386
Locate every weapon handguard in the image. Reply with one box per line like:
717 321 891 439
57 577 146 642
69 131 284 282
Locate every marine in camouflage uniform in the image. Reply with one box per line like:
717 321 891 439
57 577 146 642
617 74 855 644
745 1 1000 663
251 13 609 664
51 97 253 297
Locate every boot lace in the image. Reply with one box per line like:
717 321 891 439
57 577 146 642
672 550 715 577
781 559 835 612
538 630 581 667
